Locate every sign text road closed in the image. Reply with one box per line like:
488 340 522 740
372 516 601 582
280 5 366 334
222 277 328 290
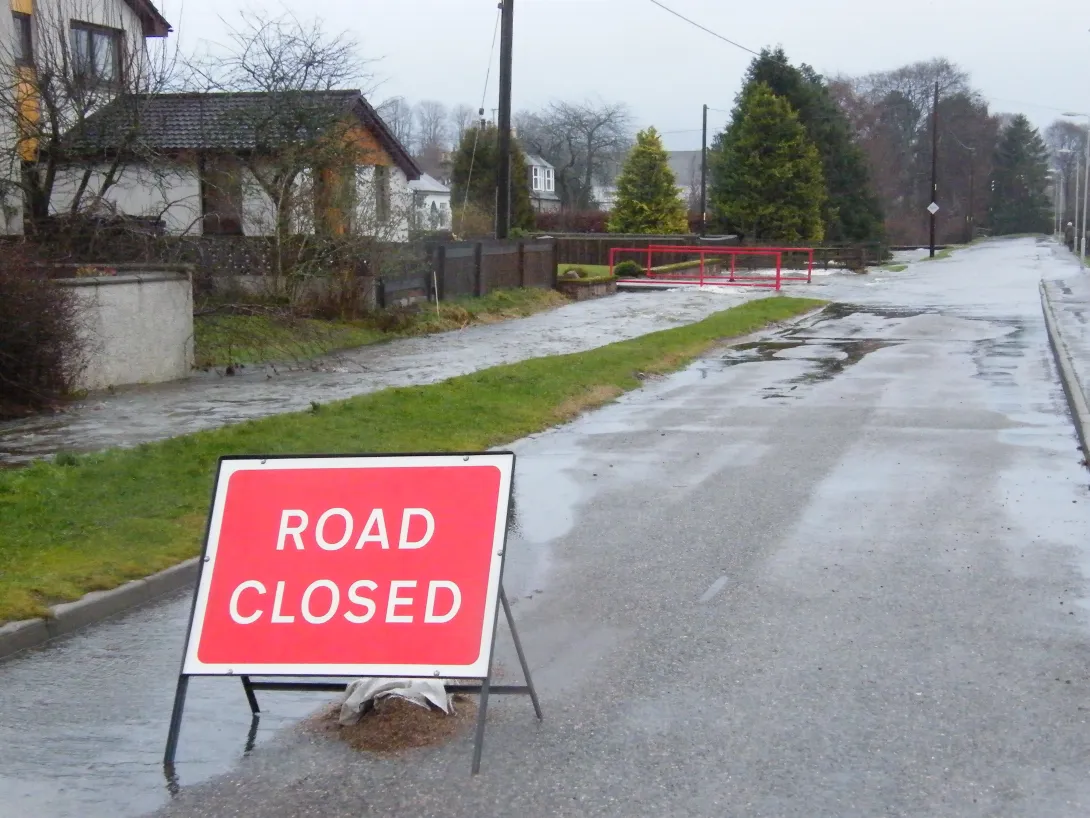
182 454 515 678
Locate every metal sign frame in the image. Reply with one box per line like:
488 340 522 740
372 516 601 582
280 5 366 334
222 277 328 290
162 451 541 775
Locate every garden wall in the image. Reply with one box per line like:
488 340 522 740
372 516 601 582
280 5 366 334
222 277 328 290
57 270 194 391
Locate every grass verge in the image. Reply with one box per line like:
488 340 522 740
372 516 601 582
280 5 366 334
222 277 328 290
881 264 908 272
0 296 824 622
195 288 569 367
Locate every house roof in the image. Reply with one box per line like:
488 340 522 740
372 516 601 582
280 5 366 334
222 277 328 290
124 0 172 37
524 154 555 170
666 150 702 185
65 90 421 179
409 173 450 195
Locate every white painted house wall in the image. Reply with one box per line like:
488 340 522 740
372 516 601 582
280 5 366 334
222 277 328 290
52 158 415 240
50 161 203 232
0 9 19 233
0 0 156 234
409 173 451 230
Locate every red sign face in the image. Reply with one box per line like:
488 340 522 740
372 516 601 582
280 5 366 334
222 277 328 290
182 454 514 678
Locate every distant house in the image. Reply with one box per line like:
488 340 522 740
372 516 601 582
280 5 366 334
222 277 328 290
408 172 452 231
525 153 561 213
667 150 703 212
591 150 702 213
52 89 422 240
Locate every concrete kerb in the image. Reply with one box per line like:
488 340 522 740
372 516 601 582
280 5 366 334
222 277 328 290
0 299 832 663
0 558 199 661
1040 281 1090 466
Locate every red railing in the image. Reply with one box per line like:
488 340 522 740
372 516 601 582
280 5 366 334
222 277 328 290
608 245 812 291
649 245 814 284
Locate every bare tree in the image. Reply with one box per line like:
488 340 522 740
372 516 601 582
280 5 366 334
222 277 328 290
835 59 998 244
187 11 415 307
1046 119 1087 223
0 0 179 233
187 11 377 239
449 103 476 143
376 96 415 151
415 100 449 152
516 99 633 209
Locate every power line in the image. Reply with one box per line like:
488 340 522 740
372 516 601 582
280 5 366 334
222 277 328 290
457 7 502 236
646 0 760 56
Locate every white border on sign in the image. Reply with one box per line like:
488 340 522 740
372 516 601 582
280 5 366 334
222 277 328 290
181 453 515 679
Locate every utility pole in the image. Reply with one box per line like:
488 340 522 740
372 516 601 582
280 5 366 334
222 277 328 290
966 149 975 244
930 80 939 258
495 0 514 239
700 104 708 236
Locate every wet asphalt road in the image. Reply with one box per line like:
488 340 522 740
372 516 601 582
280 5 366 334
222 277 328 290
3 237 1090 817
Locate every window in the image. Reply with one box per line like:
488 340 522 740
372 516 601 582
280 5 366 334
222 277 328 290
12 12 32 65
544 167 554 193
531 166 541 192
70 22 121 84
375 165 390 224
200 156 243 236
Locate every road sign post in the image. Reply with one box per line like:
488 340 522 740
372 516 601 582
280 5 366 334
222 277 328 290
163 452 540 775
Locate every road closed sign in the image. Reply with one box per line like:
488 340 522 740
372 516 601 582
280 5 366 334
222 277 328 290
181 453 515 679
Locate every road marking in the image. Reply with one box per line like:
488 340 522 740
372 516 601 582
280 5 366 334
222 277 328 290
699 576 729 603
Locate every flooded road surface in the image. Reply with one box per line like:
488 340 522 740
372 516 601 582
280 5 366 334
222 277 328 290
0 287 768 466
4 237 1090 817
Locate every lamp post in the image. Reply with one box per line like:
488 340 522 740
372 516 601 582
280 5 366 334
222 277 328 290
1062 112 1090 261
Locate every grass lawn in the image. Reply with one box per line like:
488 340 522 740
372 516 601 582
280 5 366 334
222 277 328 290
0 296 825 622
195 288 569 367
882 264 909 272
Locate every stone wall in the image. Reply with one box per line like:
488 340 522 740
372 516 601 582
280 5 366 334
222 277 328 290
555 278 617 301
56 270 194 391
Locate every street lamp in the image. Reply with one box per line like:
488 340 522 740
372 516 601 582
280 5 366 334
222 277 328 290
1062 112 1090 261
1058 146 1081 254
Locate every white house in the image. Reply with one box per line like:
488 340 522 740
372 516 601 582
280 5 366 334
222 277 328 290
524 153 560 213
52 90 422 240
408 172 451 231
0 0 172 234
591 150 702 213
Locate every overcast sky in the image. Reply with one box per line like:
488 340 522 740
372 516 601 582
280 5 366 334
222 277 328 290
165 0 1090 150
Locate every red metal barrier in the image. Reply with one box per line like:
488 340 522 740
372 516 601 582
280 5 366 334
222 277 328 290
608 246 786 291
647 245 814 284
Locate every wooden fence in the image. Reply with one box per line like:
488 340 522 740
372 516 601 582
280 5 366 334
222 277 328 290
377 238 558 308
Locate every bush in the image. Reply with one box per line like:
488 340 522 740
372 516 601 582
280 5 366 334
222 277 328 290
614 260 644 278
0 246 84 418
559 268 583 280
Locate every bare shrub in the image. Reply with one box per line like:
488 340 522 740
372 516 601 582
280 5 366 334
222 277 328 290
0 246 84 417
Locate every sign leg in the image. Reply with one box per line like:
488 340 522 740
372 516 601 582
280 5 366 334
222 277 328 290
163 674 190 765
240 676 260 714
243 714 261 754
470 672 492 775
501 587 543 721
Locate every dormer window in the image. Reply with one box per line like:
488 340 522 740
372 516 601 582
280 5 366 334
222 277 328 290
531 165 541 192
544 167 554 193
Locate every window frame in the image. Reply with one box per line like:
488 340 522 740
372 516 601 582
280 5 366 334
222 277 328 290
544 167 554 193
12 12 33 66
531 165 541 192
69 20 122 86
199 155 244 237
375 165 391 224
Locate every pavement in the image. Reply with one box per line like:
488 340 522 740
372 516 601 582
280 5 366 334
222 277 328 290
3 237 1090 817
1041 272 1090 458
